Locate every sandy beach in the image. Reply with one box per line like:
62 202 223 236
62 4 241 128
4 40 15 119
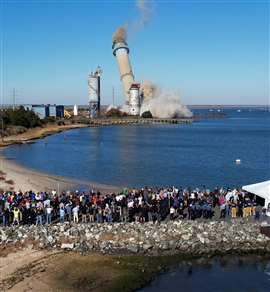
0 154 121 194
0 155 80 192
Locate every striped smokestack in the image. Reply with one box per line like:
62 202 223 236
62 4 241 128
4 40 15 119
112 27 134 105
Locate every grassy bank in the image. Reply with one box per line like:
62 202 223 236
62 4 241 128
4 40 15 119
0 123 88 147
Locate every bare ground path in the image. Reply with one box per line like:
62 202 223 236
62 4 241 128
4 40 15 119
0 247 61 291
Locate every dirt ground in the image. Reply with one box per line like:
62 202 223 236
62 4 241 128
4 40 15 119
0 247 161 292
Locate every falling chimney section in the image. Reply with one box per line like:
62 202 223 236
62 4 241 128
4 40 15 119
112 30 135 106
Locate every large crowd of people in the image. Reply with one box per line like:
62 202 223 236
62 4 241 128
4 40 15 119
0 186 268 226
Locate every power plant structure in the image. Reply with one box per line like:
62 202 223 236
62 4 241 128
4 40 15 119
88 66 102 118
85 27 191 119
112 33 142 116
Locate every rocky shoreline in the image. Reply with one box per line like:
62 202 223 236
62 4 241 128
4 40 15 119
1 221 270 256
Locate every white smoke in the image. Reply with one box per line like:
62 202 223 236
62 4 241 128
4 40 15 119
135 0 153 29
140 86 193 119
106 104 118 112
119 103 130 114
106 104 130 115
113 0 153 43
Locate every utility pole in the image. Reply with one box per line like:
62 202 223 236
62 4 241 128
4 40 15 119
112 86 115 107
12 88 16 110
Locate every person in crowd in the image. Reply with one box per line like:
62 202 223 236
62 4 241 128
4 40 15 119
89 203 95 223
96 206 103 223
81 203 88 223
72 204 79 223
2 207 10 226
13 207 21 225
59 207 65 223
65 202 72 222
36 206 43 225
104 204 112 223
46 205 53 224
230 200 237 220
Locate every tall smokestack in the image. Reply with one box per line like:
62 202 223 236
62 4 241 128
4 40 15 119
112 27 134 105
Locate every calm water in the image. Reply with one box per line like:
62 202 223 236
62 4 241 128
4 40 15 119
2 108 270 188
141 256 270 292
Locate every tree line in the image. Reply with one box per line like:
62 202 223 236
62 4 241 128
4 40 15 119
0 106 42 129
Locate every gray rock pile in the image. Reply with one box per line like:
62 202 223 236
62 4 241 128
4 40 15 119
1 221 269 256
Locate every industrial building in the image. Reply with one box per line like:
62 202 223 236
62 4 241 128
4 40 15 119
55 105 64 118
23 104 64 119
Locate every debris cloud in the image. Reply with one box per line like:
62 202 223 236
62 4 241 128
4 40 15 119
141 82 193 119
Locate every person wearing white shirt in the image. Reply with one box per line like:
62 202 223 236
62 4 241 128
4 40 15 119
72 205 79 223
46 206 53 224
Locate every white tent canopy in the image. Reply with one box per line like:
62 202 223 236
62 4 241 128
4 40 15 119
243 180 270 208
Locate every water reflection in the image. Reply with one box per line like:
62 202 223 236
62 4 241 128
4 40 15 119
141 255 270 292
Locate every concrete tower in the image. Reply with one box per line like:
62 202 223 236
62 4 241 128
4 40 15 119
88 67 102 118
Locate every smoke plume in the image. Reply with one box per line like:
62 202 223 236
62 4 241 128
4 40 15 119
112 0 153 43
112 26 127 43
135 0 153 29
141 80 155 102
140 82 193 119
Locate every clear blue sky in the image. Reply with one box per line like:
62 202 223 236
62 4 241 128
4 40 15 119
1 0 269 105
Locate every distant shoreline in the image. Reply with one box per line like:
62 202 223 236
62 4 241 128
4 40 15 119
188 105 270 109
0 118 193 148
0 123 88 148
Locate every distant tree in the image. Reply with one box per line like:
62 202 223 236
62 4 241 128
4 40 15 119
141 111 153 118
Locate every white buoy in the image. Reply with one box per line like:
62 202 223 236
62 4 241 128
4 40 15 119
235 159 241 164
73 104 78 116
